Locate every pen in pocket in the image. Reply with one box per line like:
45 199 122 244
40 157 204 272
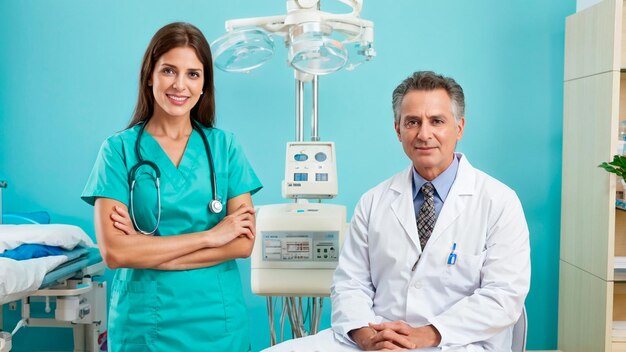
447 242 457 265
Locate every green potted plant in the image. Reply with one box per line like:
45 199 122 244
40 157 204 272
599 155 626 180
599 155 626 209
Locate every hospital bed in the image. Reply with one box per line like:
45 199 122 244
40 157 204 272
0 185 107 352
1 247 107 352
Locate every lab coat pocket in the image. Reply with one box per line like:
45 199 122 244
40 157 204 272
217 268 249 335
443 251 486 293
109 279 158 348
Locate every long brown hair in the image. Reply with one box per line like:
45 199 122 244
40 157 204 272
127 22 215 128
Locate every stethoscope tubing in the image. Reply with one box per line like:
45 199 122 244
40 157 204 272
130 177 162 235
192 120 223 214
129 119 221 235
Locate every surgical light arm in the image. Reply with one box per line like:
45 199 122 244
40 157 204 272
224 11 374 46
213 0 376 75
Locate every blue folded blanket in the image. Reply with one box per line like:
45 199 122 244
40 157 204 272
0 244 64 260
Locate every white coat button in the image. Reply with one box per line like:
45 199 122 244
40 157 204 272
414 281 422 289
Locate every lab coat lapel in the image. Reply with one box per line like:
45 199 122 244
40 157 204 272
390 166 421 252
428 154 476 244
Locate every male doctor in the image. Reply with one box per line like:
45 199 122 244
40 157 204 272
265 71 530 351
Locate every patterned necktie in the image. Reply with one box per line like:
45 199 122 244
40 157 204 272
417 182 435 250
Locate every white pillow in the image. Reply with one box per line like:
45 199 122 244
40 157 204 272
0 224 95 253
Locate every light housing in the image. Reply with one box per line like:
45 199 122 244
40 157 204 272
211 27 275 73
288 22 347 75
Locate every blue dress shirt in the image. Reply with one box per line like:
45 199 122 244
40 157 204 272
412 154 460 221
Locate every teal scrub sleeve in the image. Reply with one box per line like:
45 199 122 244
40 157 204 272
81 136 130 206
227 134 262 199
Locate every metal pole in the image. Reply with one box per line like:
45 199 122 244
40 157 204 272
311 0 320 142
267 297 276 346
296 79 305 142
311 75 320 141
0 180 7 225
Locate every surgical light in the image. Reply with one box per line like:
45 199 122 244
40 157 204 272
288 22 347 75
211 0 375 75
211 27 275 73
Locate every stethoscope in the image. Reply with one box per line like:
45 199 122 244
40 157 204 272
129 119 223 235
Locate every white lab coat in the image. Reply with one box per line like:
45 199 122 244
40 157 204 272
331 153 530 351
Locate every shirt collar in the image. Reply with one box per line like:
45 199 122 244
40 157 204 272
412 154 460 201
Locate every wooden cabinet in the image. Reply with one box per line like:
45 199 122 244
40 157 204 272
560 0 626 351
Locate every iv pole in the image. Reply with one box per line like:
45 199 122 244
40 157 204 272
0 180 7 225
212 0 375 345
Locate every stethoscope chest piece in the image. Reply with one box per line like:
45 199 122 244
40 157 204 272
209 199 223 214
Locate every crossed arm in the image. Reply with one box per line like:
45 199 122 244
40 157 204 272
94 193 255 270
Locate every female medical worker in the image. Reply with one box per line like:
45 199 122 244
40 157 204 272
81 22 262 351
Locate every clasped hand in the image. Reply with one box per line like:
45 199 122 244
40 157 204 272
351 321 441 351
110 204 256 247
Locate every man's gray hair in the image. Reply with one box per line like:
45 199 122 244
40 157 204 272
392 71 465 123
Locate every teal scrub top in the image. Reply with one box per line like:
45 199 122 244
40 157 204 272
81 124 262 352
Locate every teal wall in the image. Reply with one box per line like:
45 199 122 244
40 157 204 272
0 1 575 350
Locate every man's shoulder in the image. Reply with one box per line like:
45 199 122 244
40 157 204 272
470 165 519 201
451 154 519 204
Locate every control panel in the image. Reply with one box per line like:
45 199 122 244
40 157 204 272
283 142 337 199
262 232 339 262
